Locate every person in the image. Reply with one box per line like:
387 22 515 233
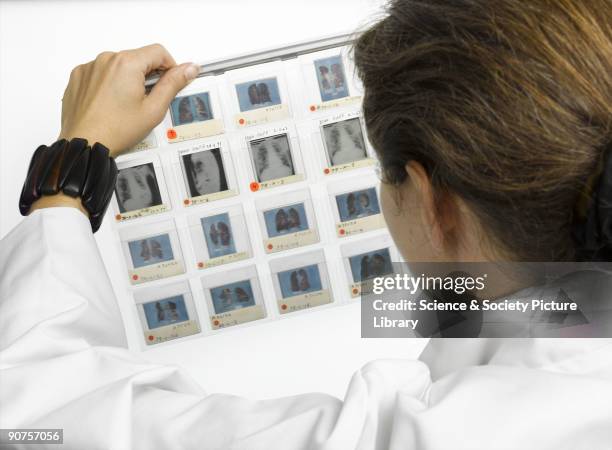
183 149 227 197
2 1 612 448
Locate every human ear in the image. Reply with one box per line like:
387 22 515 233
404 161 447 253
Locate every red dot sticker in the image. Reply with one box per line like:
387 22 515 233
183 199 191 206
115 214 122 221
339 229 346 235
250 181 260 192
352 288 359 295
148 335 154 341
281 304 287 310
309 105 316 112
267 244 273 250
324 168 331 175
238 118 245 125
132 274 139 281
213 320 220 326
167 129 177 140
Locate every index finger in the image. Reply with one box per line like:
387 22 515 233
125 43 177 76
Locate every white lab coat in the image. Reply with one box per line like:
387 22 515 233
1 207 612 450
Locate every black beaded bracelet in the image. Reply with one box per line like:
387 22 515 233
19 138 118 233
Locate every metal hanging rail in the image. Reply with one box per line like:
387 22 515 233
144 32 357 87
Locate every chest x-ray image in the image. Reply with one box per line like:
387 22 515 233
249 134 295 182
201 213 237 258
336 187 381 222
170 93 213 126
322 118 368 166
235 77 282 112
349 248 393 283
211 280 256 314
128 234 174 268
181 148 229 198
264 203 309 238
314 55 349 102
278 264 323 298
142 295 189 330
115 163 163 213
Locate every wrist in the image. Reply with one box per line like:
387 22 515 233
30 193 90 218
19 138 118 233
59 127 117 157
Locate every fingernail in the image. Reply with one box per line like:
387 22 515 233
184 63 199 81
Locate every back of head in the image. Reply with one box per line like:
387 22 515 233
354 0 612 261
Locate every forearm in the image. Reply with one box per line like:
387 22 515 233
0 207 126 356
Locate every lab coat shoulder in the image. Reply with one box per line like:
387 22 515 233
404 363 612 449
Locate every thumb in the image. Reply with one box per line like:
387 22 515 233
145 62 199 119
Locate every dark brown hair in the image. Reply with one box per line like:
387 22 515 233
354 0 612 261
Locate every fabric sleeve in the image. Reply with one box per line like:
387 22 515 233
0 208 431 450
5 208 606 450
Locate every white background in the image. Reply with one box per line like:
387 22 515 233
0 0 427 399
